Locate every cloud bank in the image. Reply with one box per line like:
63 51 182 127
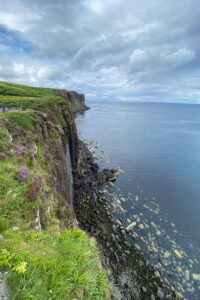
0 0 200 103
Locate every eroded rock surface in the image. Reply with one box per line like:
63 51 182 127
0 273 9 300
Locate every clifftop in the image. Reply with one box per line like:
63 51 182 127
0 81 89 113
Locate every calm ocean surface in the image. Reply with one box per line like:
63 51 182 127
75 101 200 298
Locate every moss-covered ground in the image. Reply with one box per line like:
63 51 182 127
0 81 109 299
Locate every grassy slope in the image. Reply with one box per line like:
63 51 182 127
0 82 109 300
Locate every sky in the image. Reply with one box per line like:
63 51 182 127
0 0 200 103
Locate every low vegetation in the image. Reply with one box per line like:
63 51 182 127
0 230 108 299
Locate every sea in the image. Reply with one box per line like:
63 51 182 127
75 101 200 299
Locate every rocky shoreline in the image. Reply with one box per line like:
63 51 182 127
74 140 183 300
72 106 90 114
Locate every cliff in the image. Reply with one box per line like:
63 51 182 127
0 81 109 299
52 88 90 112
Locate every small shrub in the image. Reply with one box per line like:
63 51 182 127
15 145 27 156
0 125 11 152
0 152 6 159
35 118 42 124
6 151 13 157
52 129 59 139
12 261 27 274
0 216 9 232
0 248 28 271
16 156 23 163
26 183 40 200
16 167 31 182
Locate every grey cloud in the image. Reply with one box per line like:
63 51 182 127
0 0 199 102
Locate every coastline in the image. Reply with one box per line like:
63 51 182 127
72 105 90 114
0 81 188 299
74 139 182 300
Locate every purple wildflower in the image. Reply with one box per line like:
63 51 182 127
35 118 43 125
15 145 27 156
16 166 31 182
6 151 13 156
1 118 10 126
0 152 5 159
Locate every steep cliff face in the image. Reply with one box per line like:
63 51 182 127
52 88 89 112
0 83 80 228
0 81 109 300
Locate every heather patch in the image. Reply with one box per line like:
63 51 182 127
7 112 34 131
16 167 32 182
1 117 27 137
0 152 6 159
15 145 27 156
26 182 40 200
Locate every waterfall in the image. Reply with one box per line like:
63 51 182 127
66 142 73 207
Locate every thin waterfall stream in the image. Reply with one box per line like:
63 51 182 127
66 142 73 207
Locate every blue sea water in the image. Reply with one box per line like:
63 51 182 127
75 101 200 298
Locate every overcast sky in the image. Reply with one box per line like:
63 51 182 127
0 0 200 103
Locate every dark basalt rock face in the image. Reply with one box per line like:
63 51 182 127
52 88 89 112
52 88 84 103
39 101 78 203
67 91 85 103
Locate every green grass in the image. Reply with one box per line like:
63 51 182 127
0 81 62 111
0 81 109 299
0 81 86 113
1 229 108 300
6 111 35 130
0 124 12 152
0 154 40 228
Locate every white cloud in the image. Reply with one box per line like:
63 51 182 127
86 93 97 98
37 66 64 81
118 96 128 101
0 10 41 33
84 0 104 14
129 49 147 72
161 48 195 67
100 66 118 74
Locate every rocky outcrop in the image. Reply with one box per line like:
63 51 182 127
52 89 84 103
52 89 89 112
0 273 10 300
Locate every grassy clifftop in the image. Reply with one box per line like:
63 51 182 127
0 82 109 299
0 81 62 110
